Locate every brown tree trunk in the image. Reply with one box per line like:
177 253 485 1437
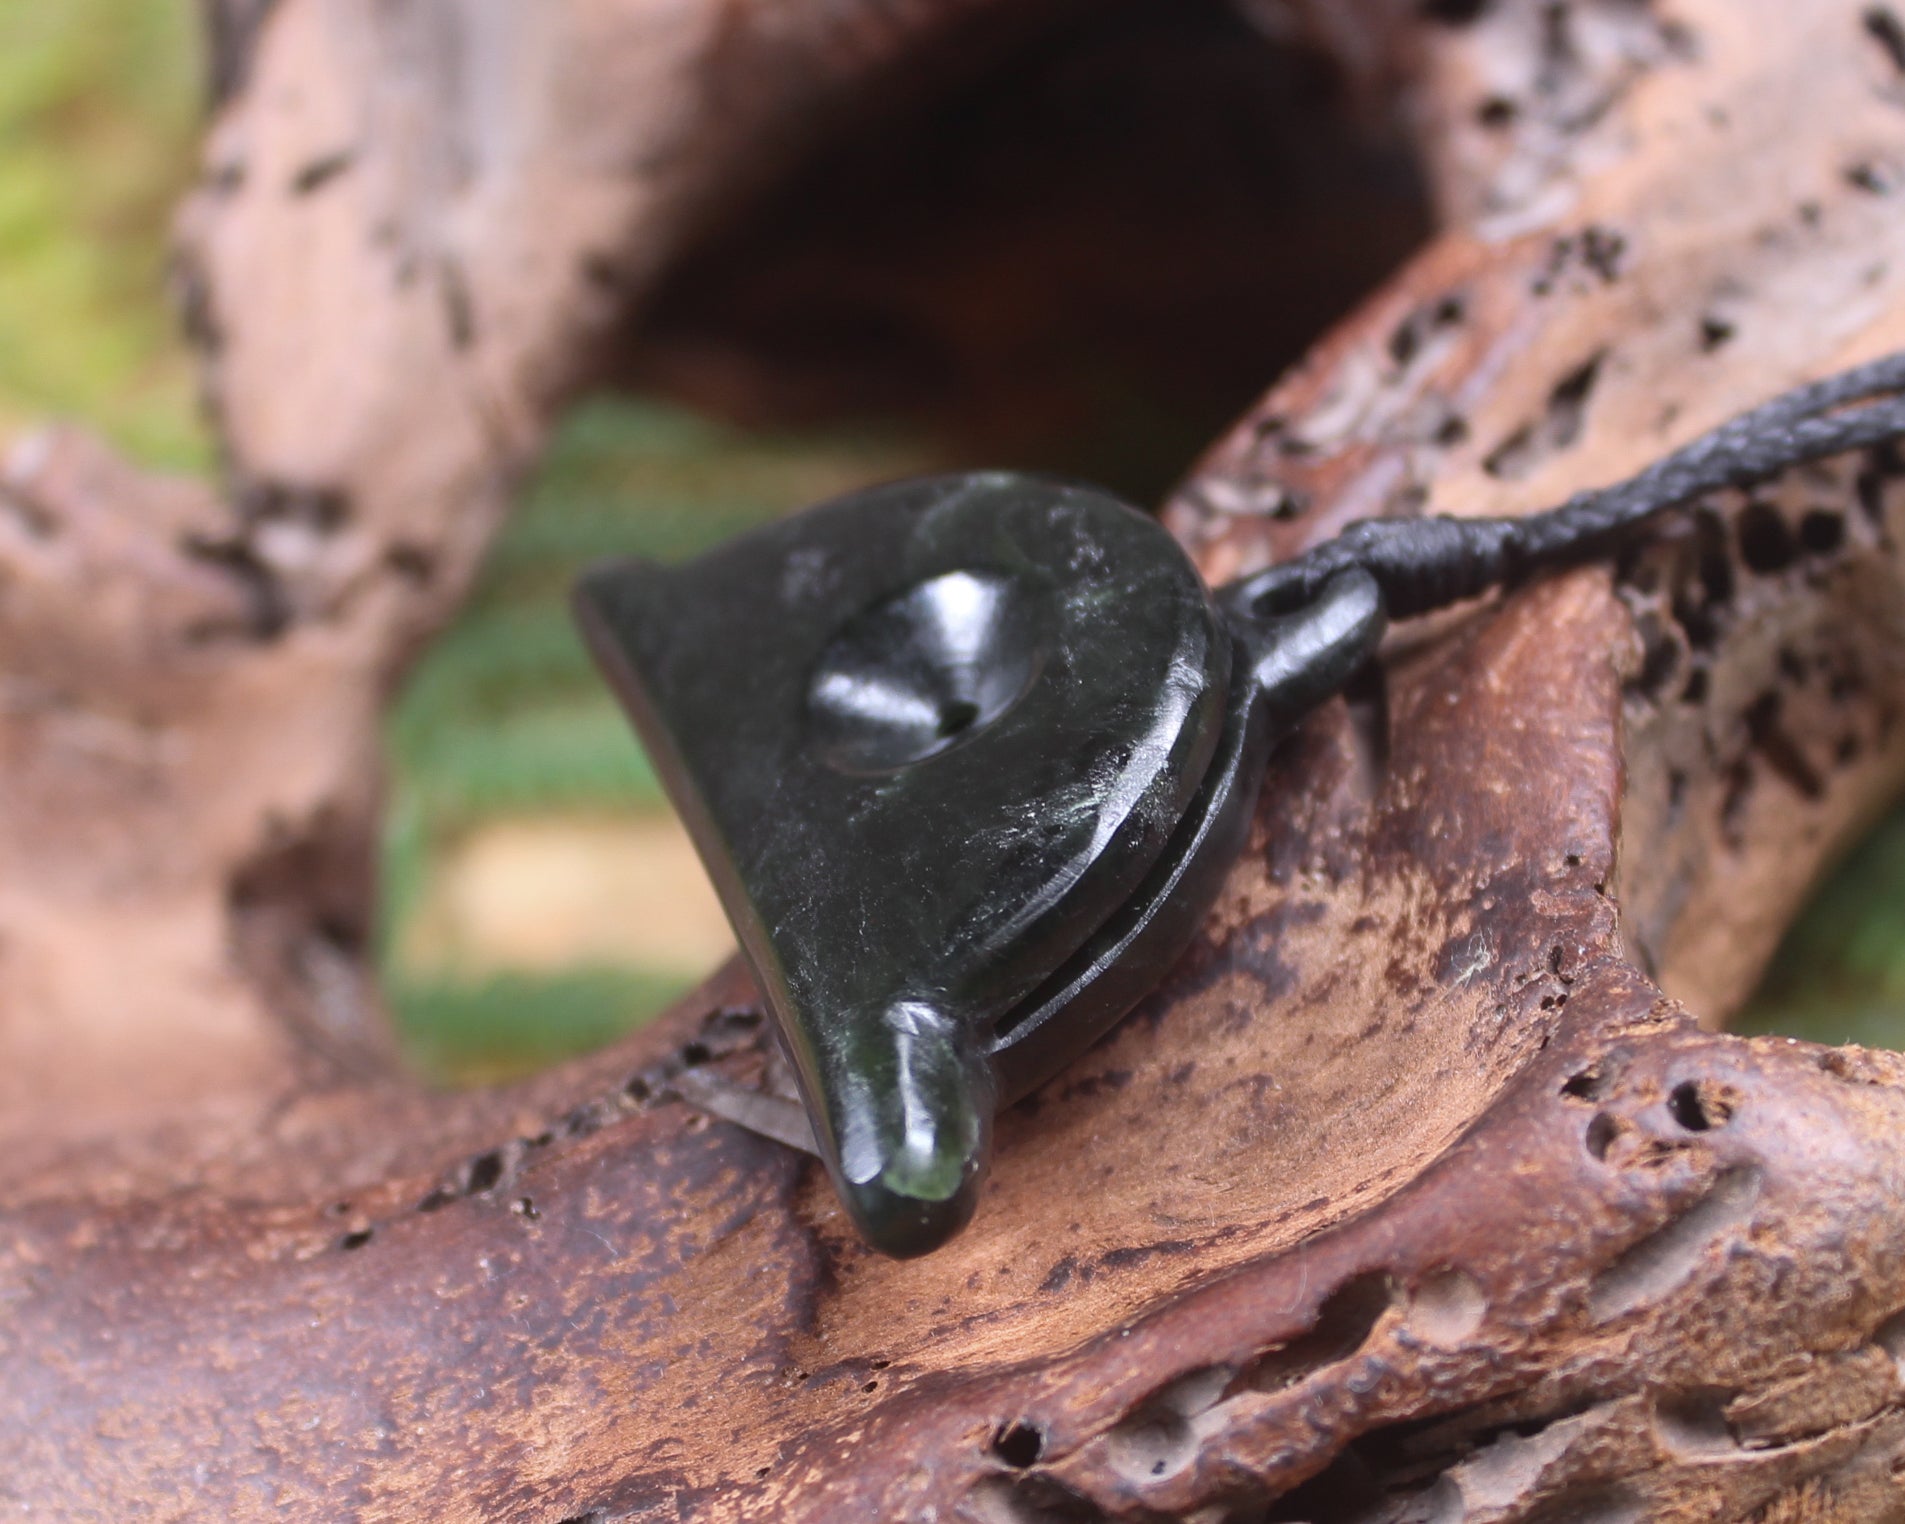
4 1 1905 1519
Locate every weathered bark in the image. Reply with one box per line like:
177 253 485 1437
4 1 1905 1520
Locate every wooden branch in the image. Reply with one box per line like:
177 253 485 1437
5 1 1905 1520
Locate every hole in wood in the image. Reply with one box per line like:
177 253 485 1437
1231 1271 1395 1396
1562 1067 1607 1101
992 1421 1044 1468
1589 1167 1762 1322
1409 1267 1487 1346
464 1150 504 1195
1737 502 1799 574
1667 1079 1733 1132
1100 1366 1231 1485
1585 1112 1624 1161
1798 508 1846 555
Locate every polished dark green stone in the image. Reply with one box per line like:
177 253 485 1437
576 473 1229 1255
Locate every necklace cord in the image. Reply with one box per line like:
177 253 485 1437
1227 351 1905 621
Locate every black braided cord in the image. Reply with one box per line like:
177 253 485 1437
1226 351 1905 621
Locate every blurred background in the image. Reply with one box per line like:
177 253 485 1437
7 1 1901 1082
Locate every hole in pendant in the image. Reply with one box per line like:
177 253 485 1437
808 569 1045 773
938 699 981 738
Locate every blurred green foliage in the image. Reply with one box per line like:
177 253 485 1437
0 0 207 467
1736 810 1905 1048
6 0 1905 1083
390 967 700 1090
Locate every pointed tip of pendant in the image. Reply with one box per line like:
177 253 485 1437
843 1168 985 1260
823 1000 995 1258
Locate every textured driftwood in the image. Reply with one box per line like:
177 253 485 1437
5 1 1905 1521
